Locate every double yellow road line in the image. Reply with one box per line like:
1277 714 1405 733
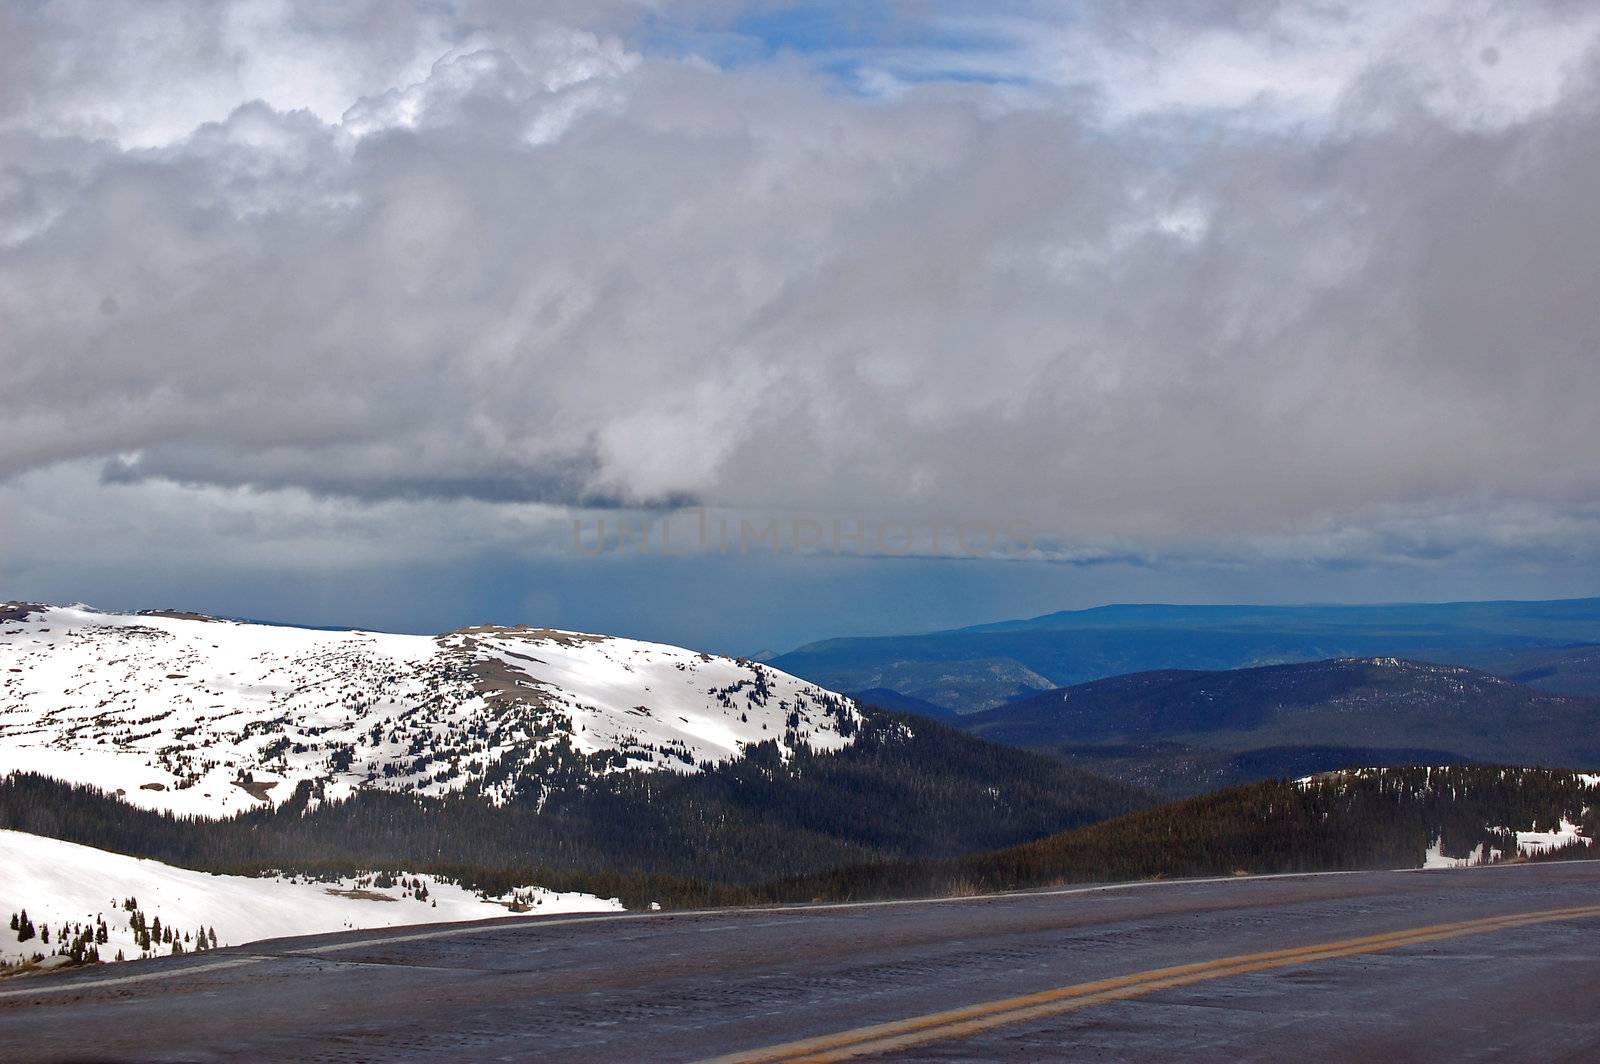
703 903 1600 1063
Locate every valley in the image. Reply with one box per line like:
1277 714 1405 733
951 656 1600 794
3 601 1597 982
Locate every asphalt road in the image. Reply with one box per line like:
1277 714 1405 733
2 862 1599 1062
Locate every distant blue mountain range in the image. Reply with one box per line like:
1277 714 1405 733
775 597 1600 712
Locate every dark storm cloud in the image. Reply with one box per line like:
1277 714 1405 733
97 444 643 507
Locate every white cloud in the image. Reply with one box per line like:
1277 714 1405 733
2 0 1600 598
928 1 1600 133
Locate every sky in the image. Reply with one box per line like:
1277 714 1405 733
4 0 1600 654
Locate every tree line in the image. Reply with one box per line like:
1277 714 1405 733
0 709 1148 908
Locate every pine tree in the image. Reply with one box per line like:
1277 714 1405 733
7 913 16 931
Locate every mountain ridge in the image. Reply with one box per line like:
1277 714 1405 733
0 602 1152 898
954 656 1600 795
772 596 1600 711
0 602 857 818
763 764 1600 902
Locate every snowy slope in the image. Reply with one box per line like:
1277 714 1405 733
0 829 621 968
0 603 858 817
1300 766 1599 868
1422 818 1595 868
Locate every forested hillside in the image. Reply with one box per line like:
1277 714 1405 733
1451 643 1600 697
0 710 1150 907
957 658 1600 795
772 766 1599 902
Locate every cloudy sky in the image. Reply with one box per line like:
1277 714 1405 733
4 0 1600 653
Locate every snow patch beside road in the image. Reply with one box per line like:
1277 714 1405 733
0 829 622 969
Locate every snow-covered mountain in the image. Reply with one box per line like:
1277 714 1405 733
0 603 858 817
0 829 621 969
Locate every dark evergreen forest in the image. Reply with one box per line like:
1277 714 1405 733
773 766 1600 902
0 710 1149 907
6 708 1592 910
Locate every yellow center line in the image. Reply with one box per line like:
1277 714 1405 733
699 903 1600 1064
